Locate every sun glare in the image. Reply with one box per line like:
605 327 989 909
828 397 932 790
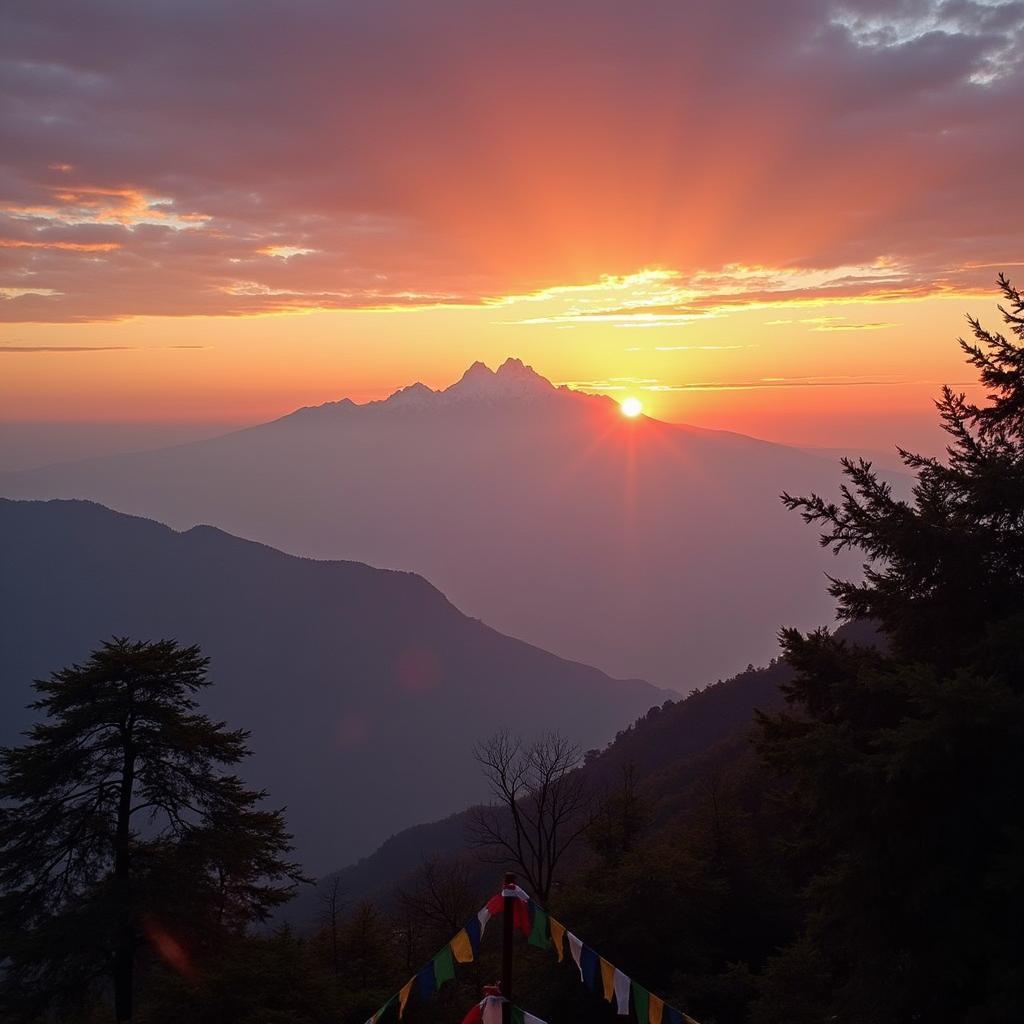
620 396 643 418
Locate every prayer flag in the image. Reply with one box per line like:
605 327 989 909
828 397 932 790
600 957 616 1001
398 979 413 1019
451 928 474 964
613 968 630 1014
482 997 505 1024
549 917 566 961
477 904 492 940
581 945 600 991
416 963 435 1000
434 944 456 986
567 932 584 980
466 915 482 954
648 995 664 1024
528 905 550 950
510 1008 547 1024
632 982 650 1024
461 989 505 1024
481 889 530 937
368 994 396 1024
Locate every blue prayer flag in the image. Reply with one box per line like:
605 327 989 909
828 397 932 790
416 962 435 1000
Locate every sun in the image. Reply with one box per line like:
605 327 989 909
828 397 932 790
620 396 643 418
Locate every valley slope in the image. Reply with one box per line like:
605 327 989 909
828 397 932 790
0 498 665 872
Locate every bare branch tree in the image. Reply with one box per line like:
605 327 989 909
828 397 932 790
319 875 347 976
396 854 480 936
391 897 424 974
468 730 590 902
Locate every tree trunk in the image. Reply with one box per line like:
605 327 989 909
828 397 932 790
114 729 136 1023
114 939 133 1024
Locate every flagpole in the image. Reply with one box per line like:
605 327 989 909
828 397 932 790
501 872 515 1024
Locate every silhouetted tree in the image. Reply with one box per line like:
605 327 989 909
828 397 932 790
588 763 649 868
758 276 1024 1022
319 876 347 977
0 638 303 1022
141 924 337 1024
396 854 480 937
469 731 590 902
342 900 389 992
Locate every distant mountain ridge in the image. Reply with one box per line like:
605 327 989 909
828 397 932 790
0 499 666 872
379 357 561 407
0 358 865 689
280 357 576 420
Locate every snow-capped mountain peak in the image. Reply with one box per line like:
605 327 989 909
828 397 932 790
442 357 555 401
379 357 559 409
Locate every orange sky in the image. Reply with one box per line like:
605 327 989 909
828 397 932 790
0 284 997 451
1 2 1021 451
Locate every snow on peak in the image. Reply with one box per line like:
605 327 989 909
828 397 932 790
380 358 558 409
442 357 555 401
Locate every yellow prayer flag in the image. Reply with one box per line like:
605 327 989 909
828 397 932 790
549 917 566 962
600 957 616 1001
450 928 474 964
398 979 413 1019
648 994 664 1024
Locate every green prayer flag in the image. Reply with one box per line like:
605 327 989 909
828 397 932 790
510 1008 524 1024
528 905 551 949
373 993 397 1023
632 981 650 1024
433 944 456 986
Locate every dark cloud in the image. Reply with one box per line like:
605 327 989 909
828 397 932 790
0 0 1021 322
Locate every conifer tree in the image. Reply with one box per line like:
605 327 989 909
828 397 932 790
757 276 1024 1022
0 638 304 1022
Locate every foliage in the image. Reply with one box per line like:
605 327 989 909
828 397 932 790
0 638 304 1021
759 275 1024 1022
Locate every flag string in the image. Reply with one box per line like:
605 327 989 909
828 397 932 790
361 883 701 1024
522 892 702 1024
364 888 516 1024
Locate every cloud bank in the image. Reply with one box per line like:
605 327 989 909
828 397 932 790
1 0 1021 323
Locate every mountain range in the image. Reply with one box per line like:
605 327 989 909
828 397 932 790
0 358 865 689
0 498 665 872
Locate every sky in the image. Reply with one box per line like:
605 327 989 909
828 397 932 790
1 0 1022 454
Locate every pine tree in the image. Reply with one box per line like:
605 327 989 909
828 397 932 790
756 276 1024 1022
0 637 304 1022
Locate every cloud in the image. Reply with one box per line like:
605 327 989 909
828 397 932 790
564 373 979 393
0 344 132 352
653 344 749 351
510 260 975 327
0 343 208 352
810 320 900 331
764 315 901 330
0 237 119 252
0 1 1022 322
